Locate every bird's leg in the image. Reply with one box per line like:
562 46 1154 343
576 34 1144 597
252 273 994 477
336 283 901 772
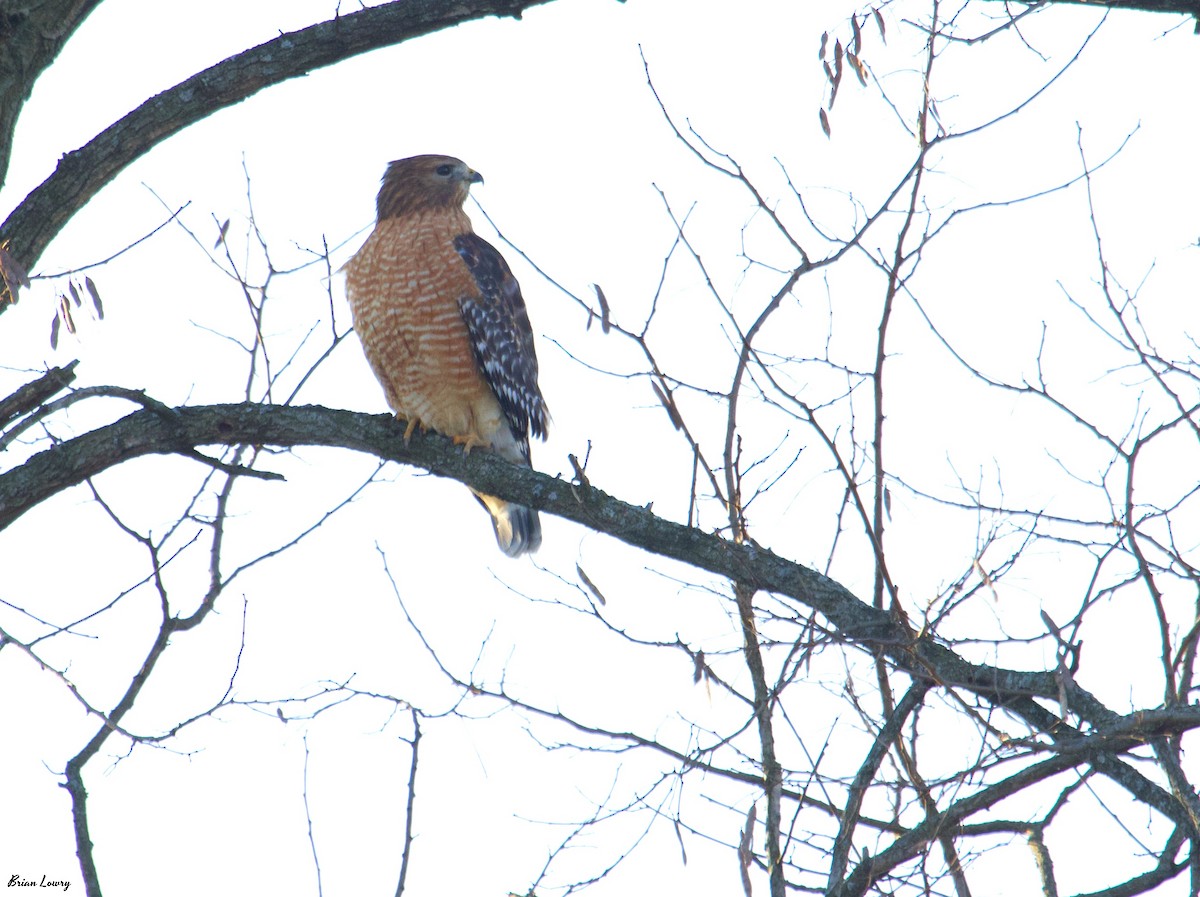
452 432 488 454
400 416 423 445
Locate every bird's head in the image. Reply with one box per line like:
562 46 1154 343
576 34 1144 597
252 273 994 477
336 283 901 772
376 154 483 220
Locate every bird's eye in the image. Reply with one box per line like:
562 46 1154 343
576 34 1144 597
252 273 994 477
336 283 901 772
435 164 454 177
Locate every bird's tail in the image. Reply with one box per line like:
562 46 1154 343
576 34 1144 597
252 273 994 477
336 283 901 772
471 490 541 557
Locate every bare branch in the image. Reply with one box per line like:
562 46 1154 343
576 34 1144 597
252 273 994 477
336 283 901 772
0 0 566 301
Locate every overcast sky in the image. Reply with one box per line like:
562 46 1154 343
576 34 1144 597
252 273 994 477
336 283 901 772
2 1 1200 894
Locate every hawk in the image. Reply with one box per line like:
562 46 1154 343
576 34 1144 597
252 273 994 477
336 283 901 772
344 154 548 557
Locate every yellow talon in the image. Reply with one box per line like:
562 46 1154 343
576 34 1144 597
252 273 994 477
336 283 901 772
401 417 424 445
453 432 487 454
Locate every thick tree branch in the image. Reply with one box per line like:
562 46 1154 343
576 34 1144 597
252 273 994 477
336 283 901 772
0 360 77 427
985 0 1200 24
0 400 1188 744
6 399 1200 889
836 712 1200 897
0 400 1133 707
0 0 105 190
0 0 564 300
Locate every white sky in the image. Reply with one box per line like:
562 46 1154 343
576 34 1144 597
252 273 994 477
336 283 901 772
2 0 1200 894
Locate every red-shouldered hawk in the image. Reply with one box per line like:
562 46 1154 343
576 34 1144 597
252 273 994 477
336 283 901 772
344 155 548 557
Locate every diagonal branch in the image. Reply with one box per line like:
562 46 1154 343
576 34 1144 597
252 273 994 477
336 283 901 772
0 401 1169 730
0 0 106 191
6 398 1200 874
978 0 1200 24
0 0 564 300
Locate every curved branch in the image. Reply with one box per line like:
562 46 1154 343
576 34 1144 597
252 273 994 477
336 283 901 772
836 710 1200 897
979 0 1200 24
0 0 562 299
5 398 1199 855
0 0 105 190
0 402 1175 728
828 682 930 889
